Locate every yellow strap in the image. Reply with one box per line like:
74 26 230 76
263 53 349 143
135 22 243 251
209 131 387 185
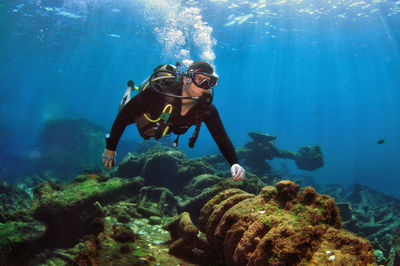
163 104 173 114
162 126 170 137
143 104 173 122
144 113 159 122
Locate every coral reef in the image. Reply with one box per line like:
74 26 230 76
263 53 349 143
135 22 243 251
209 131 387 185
197 180 375 265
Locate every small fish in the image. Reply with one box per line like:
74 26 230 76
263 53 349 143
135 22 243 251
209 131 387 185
377 139 385 144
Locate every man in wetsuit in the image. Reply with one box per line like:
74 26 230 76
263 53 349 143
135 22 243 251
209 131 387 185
102 61 245 182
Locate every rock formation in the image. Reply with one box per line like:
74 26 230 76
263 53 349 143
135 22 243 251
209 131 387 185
197 180 375 265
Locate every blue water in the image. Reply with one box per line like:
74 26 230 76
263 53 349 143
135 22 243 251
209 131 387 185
1 0 399 197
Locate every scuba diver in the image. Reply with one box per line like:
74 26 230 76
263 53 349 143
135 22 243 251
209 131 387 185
102 61 245 182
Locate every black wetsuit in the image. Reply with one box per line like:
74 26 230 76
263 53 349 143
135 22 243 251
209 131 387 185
106 86 239 166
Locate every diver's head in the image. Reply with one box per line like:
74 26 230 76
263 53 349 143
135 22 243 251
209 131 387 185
186 61 218 90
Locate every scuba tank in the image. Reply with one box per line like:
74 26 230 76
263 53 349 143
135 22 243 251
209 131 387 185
119 80 138 112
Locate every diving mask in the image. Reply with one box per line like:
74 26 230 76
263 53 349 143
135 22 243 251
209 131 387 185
191 71 218 90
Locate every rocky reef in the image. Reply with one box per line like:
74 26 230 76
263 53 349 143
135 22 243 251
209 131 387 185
2 127 400 265
193 180 374 265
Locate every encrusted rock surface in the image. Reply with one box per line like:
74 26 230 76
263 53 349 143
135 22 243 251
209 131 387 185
32 174 143 247
198 180 375 265
115 149 214 194
163 212 209 263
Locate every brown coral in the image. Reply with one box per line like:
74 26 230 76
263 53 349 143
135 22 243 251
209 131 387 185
198 180 375 266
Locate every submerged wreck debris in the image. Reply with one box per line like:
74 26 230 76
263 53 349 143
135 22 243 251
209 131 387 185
137 186 177 217
163 212 209 263
236 132 323 175
320 183 400 264
189 180 375 265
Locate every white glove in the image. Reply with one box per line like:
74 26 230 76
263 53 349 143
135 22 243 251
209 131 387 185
231 163 245 182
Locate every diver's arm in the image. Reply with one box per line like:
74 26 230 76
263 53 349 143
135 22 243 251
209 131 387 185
203 105 238 165
204 105 245 181
106 97 140 151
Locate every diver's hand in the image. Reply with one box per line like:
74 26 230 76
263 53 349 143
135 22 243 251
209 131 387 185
102 149 116 170
231 163 245 182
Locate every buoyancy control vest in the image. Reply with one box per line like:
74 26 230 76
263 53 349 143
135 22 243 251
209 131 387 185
119 63 212 147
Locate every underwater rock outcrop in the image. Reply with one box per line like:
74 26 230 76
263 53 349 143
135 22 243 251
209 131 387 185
0 219 46 265
32 174 143 247
40 118 106 181
236 132 323 175
178 172 265 223
115 149 214 194
163 212 209 263
0 179 32 221
195 180 374 265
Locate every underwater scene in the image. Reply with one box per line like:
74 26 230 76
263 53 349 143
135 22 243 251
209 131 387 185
1 0 400 265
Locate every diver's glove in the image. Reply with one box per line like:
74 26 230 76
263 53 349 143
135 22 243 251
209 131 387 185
231 163 245 182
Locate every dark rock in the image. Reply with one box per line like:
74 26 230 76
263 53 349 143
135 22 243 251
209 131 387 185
295 145 323 170
0 219 46 265
148 216 162 225
183 174 222 197
116 153 144 179
112 224 135 242
32 176 143 247
336 202 353 221
0 180 32 220
177 161 215 189
117 215 131 224
163 212 209 264
89 217 105 235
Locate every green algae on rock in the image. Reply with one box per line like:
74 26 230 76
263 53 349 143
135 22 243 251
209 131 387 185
32 174 143 247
